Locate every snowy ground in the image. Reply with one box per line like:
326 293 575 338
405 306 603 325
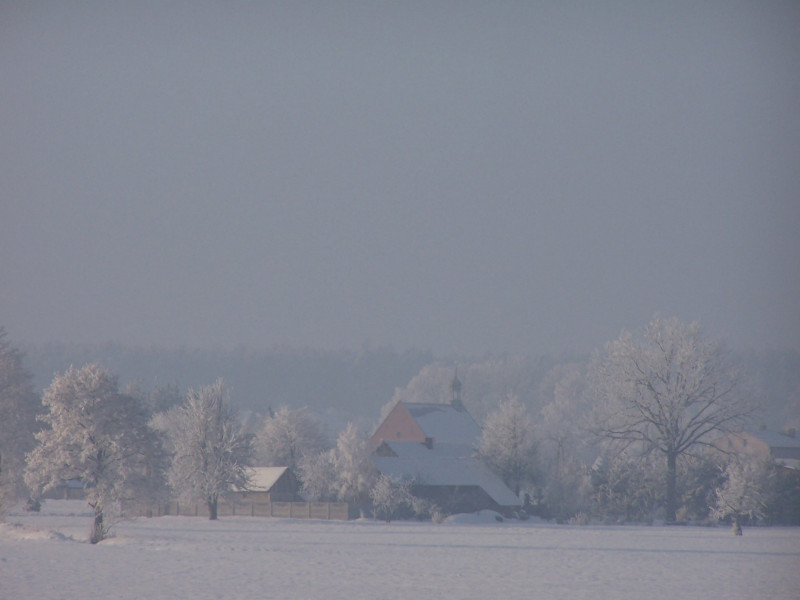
2 501 798 600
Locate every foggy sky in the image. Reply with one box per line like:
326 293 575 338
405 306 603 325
2 2 798 357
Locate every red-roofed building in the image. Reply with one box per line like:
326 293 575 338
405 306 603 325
369 379 521 515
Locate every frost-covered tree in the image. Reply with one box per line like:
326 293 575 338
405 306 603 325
24 364 164 543
370 474 413 522
166 379 252 520
539 364 595 521
0 327 40 501
255 406 328 471
590 316 754 522
298 449 337 501
713 456 772 535
478 395 537 496
330 422 377 510
590 452 662 523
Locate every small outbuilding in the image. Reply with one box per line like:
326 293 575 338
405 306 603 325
233 466 302 502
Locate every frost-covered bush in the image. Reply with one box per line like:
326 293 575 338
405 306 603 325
763 465 800 526
568 512 590 526
410 497 440 521
675 456 724 523
370 474 413 522
431 507 447 524
541 460 593 523
590 454 662 524
713 456 772 535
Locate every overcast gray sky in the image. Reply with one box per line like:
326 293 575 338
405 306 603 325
1 1 798 357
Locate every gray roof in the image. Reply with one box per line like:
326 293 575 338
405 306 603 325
404 402 482 444
746 430 800 450
243 466 290 491
373 441 520 508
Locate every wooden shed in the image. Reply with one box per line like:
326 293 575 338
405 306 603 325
233 466 302 502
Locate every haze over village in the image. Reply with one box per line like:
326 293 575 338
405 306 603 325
1 2 799 599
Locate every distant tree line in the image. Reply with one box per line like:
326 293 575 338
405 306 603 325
21 341 433 420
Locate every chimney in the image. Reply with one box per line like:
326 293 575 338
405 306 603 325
423 437 434 449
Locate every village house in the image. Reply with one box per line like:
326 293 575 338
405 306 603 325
232 466 302 503
715 428 800 470
369 375 521 516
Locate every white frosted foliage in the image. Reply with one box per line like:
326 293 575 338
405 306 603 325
24 364 161 542
478 394 537 496
166 379 252 520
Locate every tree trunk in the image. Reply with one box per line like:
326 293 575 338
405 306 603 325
732 514 743 536
665 452 677 523
208 496 218 520
90 505 105 544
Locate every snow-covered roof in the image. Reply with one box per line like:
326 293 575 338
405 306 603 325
244 466 290 492
373 441 520 507
404 402 482 444
745 430 800 450
380 440 474 459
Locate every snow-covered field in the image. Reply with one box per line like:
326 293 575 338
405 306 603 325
2 501 798 600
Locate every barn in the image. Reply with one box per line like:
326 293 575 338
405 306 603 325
370 395 521 515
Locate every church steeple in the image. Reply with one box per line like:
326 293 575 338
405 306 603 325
450 368 464 411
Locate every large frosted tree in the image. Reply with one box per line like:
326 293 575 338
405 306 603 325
478 395 537 496
590 316 754 522
167 379 252 520
24 364 164 543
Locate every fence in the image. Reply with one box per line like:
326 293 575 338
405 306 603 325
136 500 349 521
